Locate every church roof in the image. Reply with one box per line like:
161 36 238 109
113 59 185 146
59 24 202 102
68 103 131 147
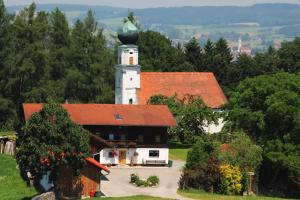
23 104 177 127
138 72 227 108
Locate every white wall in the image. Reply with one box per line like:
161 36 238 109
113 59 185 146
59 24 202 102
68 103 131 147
115 66 141 105
135 148 169 165
203 118 225 134
99 148 169 165
100 148 119 165
118 45 139 66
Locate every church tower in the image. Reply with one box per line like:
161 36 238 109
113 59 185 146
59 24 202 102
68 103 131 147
115 21 141 105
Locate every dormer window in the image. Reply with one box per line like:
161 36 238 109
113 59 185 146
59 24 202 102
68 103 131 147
115 114 122 120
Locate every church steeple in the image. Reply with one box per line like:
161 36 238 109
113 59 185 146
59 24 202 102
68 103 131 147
115 21 141 105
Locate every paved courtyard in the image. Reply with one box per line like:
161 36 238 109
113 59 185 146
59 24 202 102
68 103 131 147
100 160 191 200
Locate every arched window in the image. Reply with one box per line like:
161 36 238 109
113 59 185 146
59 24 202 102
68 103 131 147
129 98 133 104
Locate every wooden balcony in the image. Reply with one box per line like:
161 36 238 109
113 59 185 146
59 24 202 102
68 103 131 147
107 140 138 148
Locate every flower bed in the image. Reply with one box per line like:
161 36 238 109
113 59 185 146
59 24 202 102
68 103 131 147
130 174 159 187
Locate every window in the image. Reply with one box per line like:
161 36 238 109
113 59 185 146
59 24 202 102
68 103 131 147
155 135 161 143
149 150 159 158
93 153 100 162
129 57 134 65
115 114 122 120
130 52 133 54
109 133 114 140
120 134 126 141
129 98 133 104
108 151 114 158
138 134 144 143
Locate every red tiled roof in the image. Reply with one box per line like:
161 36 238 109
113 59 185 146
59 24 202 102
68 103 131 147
220 144 229 152
85 157 110 173
23 104 177 127
138 72 227 108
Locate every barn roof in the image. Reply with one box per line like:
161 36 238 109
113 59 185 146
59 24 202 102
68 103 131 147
23 103 177 127
139 72 227 108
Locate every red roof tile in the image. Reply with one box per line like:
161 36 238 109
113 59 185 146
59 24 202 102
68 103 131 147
85 157 110 173
23 104 177 127
138 72 227 108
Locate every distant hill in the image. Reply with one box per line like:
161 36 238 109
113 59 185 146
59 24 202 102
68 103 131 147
7 3 300 26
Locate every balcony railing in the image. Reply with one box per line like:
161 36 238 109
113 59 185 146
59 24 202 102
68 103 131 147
107 140 138 147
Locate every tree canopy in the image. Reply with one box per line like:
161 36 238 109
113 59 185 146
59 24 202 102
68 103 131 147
227 73 300 197
17 102 90 178
148 94 218 143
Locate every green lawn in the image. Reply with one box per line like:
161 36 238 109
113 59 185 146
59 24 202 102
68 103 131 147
0 155 37 200
169 148 189 161
0 131 15 137
95 195 170 200
178 189 291 200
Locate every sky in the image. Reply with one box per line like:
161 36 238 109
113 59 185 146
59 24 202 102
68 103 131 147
4 0 300 8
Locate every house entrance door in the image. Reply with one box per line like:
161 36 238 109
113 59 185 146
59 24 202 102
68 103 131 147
119 150 126 165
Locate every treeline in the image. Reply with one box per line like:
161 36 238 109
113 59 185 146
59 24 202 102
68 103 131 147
134 4 300 26
1 2 300 198
1 1 300 131
0 2 115 129
8 3 300 27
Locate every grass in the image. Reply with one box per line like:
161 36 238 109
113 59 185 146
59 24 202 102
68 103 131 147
0 155 37 200
95 195 171 200
178 189 291 200
0 131 15 137
169 148 189 161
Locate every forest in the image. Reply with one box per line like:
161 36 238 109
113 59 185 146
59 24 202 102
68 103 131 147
1 1 300 198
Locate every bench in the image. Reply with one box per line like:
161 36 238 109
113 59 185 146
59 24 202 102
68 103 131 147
145 160 166 165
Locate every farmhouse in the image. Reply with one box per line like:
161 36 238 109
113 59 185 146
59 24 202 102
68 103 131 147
22 21 227 168
23 104 176 166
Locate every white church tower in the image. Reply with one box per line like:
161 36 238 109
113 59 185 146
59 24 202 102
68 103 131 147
115 21 141 105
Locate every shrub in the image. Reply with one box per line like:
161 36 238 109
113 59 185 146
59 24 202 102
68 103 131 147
147 176 159 186
179 156 221 192
136 179 149 187
186 138 219 169
219 164 242 195
130 173 139 183
241 170 249 194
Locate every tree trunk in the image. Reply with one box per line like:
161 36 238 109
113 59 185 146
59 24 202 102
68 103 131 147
53 166 83 200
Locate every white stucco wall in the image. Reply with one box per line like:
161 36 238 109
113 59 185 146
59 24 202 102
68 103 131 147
118 45 138 66
203 118 226 134
99 148 169 165
100 148 119 165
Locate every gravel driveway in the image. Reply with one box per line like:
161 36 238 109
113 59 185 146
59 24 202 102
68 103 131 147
100 160 191 200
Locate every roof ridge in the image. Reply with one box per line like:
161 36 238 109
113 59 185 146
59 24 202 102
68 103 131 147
141 72 213 75
23 103 168 107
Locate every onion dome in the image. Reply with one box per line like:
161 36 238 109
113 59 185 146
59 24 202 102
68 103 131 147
118 21 139 45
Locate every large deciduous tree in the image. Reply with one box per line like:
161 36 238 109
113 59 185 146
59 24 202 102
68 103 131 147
16 103 90 191
148 94 218 143
227 73 300 198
